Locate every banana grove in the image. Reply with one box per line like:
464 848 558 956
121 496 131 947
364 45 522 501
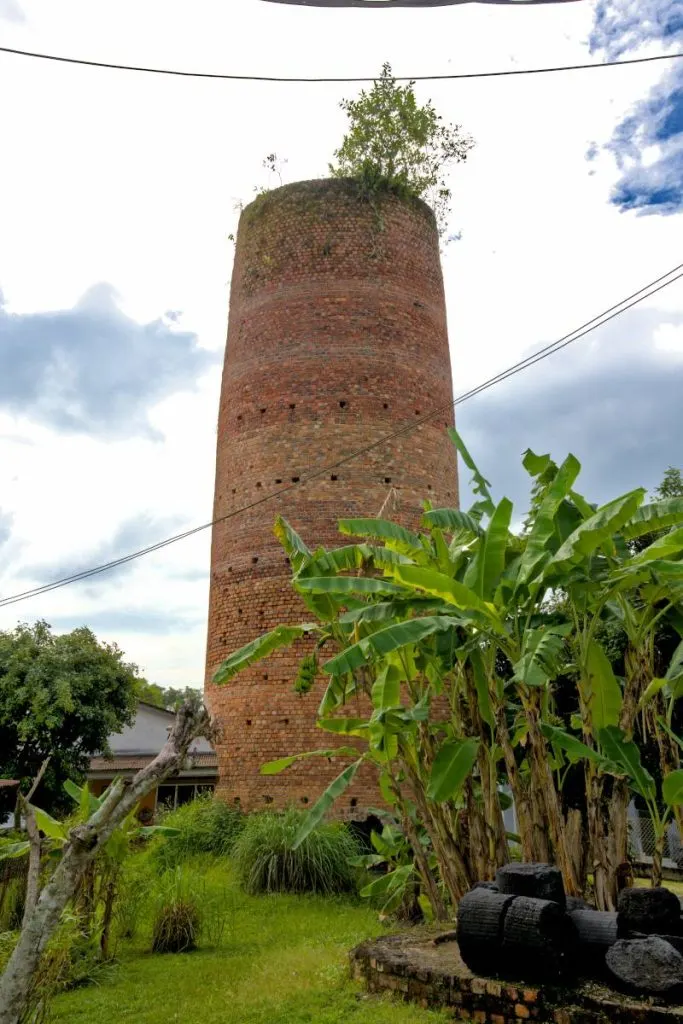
214 431 683 914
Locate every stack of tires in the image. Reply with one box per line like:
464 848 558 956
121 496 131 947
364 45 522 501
456 864 683 999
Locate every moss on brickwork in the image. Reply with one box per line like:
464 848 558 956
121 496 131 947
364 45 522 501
238 179 437 289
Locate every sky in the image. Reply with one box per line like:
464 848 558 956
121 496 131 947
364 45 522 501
0 0 681 687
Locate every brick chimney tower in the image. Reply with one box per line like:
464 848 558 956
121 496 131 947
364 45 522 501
204 178 458 814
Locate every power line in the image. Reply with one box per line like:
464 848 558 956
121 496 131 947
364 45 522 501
1 261 681 610
0 45 681 83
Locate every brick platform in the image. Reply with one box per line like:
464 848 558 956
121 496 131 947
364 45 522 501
204 178 458 813
350 930 683 1023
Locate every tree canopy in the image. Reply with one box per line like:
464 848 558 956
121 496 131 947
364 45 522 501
134 680 201 711
330 62 473 233
0 621 141 815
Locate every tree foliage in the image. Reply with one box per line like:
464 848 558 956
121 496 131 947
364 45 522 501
0 621 140 815
330 62 473 234
656 467 683 501
134 680 201 712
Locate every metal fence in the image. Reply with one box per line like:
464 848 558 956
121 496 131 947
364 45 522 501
628 805 683 868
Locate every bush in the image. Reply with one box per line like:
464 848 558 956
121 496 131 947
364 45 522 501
151 795 244 868
232 809 359 896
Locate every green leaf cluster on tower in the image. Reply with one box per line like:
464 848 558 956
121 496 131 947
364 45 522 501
330 62 474 234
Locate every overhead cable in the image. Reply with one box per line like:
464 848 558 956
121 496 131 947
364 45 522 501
1 262 681 608
0 45 681 83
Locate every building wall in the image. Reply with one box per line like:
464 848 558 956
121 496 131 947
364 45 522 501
106 702 214 756
204 178 458 814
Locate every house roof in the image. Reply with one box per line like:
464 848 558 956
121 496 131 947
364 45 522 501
89 751 218 773
0 780 19 789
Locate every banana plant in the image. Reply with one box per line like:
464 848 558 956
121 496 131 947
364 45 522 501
351 820 432 921
214 431 683 912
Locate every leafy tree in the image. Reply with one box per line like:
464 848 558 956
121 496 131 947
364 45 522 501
135 681 201 711
134 678 167 708
330 62 473 234
0 621 140 816
656 467 683 501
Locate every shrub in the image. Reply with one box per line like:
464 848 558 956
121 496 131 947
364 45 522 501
151 795 244 868
232 809 359 896
150 869 200 954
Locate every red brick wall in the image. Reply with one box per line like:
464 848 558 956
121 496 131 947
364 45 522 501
204 178 458 815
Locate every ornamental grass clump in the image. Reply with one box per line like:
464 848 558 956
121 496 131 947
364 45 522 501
232 809 359 896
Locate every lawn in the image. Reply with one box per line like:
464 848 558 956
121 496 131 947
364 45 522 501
51 859 449 1024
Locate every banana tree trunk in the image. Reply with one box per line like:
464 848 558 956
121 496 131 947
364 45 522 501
0 702 214 1024
399 805 448 921
465 671 508 875
652 830 666 888
493 700 537 862
564 808 586 891
587 768 617 911
524 698 581 895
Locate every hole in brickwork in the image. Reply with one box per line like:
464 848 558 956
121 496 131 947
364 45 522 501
260 407 266 414
228 566 233 572
232 488 236 494
275 478 282 484
233 797 241 805
237 414 242 421
339 400 347 409
301 796 309 804
283 718 289 725
291 476 300 483
263 673 268 680
384 477 391 484
350 798 358 808
238 608 243 616
246 720 252 726
331 474 338 481
415 410 421 416
427 485 433 491
256 482 262 488
259 609 264 617
383 403 389 409
289 403 296 410
252 556 259 564
263 795 273 804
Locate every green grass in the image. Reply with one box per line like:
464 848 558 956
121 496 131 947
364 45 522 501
51 859 449 1024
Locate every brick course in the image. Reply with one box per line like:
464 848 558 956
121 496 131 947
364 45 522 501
204 178 458 813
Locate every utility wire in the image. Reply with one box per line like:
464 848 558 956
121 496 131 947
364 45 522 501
1 262 681 610
0 45 681 83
